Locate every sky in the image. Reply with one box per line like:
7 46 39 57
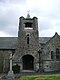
0 0 60 37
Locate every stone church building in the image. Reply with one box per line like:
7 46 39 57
0 14 60 73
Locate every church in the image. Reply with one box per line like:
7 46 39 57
0 14 60 73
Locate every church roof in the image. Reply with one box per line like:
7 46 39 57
39 37 51 44
0 37 17 49
0 37 51 49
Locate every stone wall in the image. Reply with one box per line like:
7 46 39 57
0 50 12 73
41 33 60 71
43 61 60 72
14 16 39 71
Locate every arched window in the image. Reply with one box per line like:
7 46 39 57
51 51 54 59
56 48 60 59
27 34 29 44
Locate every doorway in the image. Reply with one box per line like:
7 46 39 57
22 55 34 70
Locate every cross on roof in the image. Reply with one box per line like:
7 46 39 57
26 10 30 18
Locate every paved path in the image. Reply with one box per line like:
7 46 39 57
0 71 60 80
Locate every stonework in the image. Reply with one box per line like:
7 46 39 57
42 32 60 72
0 50 11 73
14 16 39 71
0 15 60 73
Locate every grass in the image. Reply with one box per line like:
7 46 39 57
20 74 60 80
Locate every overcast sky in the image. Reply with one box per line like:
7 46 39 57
0 0 60 37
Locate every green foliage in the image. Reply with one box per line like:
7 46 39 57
20 74 60 80
12 65 20 73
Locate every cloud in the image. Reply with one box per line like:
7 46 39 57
0 31 13 37
0 3 19 36
0 0 60 37
0 0 25 4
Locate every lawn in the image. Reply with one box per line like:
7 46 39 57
20 74 60 80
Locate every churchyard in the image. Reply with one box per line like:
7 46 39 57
20 74 60 80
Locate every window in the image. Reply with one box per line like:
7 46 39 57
51 51 54 59
25 23 32 28
56 48 60 59
27 34 29 44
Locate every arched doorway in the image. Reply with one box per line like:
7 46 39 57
22 55 34 70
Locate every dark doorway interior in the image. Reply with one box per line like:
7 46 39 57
22 55 34 70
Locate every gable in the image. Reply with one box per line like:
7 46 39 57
46 32 60 47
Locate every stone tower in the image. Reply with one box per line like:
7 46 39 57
14 14 39 71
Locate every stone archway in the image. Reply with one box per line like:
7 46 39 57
22 55 34 70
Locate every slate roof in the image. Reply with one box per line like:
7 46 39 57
0 37 51 49
39 37 51 44
0 37 17 49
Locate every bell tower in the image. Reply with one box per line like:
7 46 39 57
14 14 39 71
